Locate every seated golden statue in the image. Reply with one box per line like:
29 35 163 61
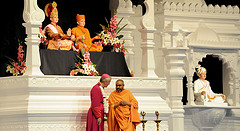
194 66 226 104
43 1 73 50
71 14 103 52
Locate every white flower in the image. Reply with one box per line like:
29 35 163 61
21 69 26 74
103 39 108 45
6 65 12 72
104 34 109 38
85 69 91 75
82 64 87 69
109 39 114 44
113 38 119 44
89 65 94 70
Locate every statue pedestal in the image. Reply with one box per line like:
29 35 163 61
194 101 228 107
184 106 240 131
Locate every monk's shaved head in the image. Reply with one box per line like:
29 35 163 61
116 79 124 92
116 79 124 85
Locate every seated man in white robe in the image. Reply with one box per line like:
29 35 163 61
194 66 226 103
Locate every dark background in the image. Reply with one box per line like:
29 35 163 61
0 0 144 77
0 0 238 104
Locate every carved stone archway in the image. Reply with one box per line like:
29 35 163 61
185 47 239 106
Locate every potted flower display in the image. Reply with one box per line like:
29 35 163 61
6 41 27 76
97 12 128 55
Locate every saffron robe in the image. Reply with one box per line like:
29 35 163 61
86 83 104 131
71 25 103 52
44 24 69 50
108 89 141 131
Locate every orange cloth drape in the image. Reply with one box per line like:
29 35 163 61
71 25 103 52
107 89 141 131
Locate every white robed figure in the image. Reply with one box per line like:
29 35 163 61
194 66 226 103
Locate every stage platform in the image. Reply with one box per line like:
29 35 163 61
0 75 171 131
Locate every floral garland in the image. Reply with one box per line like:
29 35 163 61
97 13 128 54
6 41 27 76
70 51 99 76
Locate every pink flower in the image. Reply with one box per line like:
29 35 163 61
112 32 117 38
21 62 26 67
107 31 111 36
107 32 117 40
39 26 43 33
110 15 118 31
70 70 77 76
76 69 84 73
18 52 24 62
122 49 126 53
20 62 26 71
13 62 21 71
17 44 25 62
89 71 97 76
113 15 118 19
18 45 24 53
83 52 90 61
94 40 103 46
12 68 18 74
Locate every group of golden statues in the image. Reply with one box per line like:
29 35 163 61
43 1 103 52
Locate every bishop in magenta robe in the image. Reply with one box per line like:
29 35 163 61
86 83 104 131
86 74 111 131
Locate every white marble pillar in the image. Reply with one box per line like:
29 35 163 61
139 0 158 78
130 5 143 76
164 30 188 130
116 0 136 71
154 1 166 78
165 47 187 131
186 75 195 106
22 0 45 75
233 50 240 106
164 29 188 131
185 49 196 106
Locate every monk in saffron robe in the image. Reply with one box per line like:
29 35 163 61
86 74 111 131
71 14 103 52
43 1 72 50
108 79 141 131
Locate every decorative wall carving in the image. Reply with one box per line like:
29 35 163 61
185 107 227 131
0 76 170 131
162 2 239 15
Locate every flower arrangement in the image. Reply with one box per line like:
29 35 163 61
98 13 128 54
38 26 48 48
6 41 27 76
70 51 99 76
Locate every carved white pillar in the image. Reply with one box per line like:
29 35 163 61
23 0 45 75
139 0 158 78
185 49 196 106
234 78 240 106
233 50 240 106
130 5 142 76
164 30 188 130
165 47 187 131
154 1 166 77
227 74 234 105
116 0 136 71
